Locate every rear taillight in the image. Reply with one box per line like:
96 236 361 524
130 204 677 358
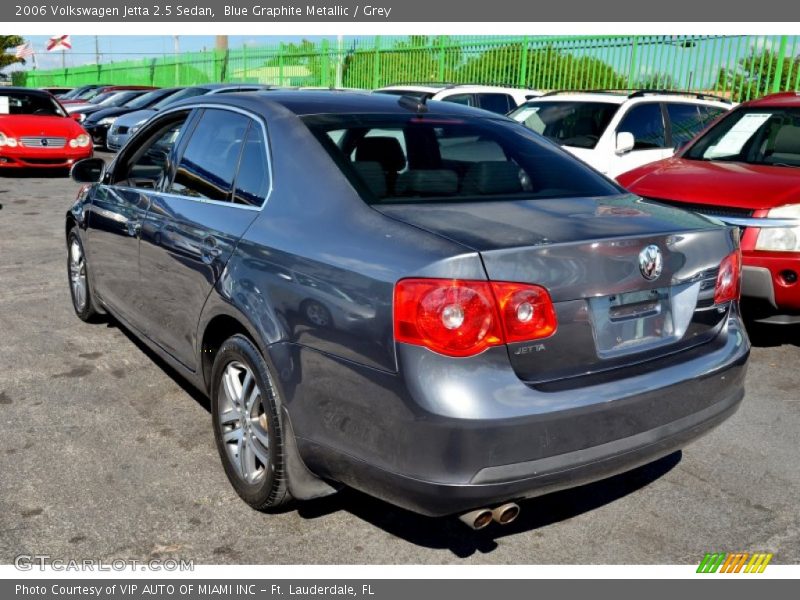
491 282 558 343
714 248 742 304
394 278 557 357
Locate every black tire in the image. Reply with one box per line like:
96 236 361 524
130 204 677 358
67 228 100 322
210 334 292 510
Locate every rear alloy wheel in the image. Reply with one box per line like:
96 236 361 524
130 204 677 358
210 334 291 510
67 229 99 322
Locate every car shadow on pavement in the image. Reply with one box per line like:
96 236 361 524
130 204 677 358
745 322 800 348
295 452 682 558
110 318 682 557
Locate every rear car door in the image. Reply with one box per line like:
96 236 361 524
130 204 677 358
611 102 671 177
86 111 191 329
137 107 268 367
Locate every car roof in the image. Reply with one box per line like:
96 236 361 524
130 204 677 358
0 86 53 97
522 90 730 108
745 91 800 108
168 89 510 118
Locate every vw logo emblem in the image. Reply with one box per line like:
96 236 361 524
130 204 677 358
638 245 663 281
41 138 48 147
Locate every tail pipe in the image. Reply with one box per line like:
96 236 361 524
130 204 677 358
492 502 520 525
458 503 520 529
458 508 494 530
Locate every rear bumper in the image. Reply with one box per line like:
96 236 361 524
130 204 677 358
291 308 750 516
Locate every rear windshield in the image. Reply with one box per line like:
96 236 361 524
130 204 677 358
685 107 800 167
303 113 620 204
508 101 619 149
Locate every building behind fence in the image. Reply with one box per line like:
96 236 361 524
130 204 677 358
14 35 800 102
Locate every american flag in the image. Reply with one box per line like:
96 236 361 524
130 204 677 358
14 42 35 59
46 35 72 52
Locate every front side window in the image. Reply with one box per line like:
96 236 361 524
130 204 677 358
114 113 190 189
305 113 621 205
617 103 667 150
169 109 249 201
685 107 800 167
508 101 619 149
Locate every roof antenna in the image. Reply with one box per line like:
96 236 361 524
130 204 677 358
398 94 428 114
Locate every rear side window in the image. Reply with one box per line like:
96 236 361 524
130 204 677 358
666 103 705 148
441 93 474 106
304 113 621 205
476 93 514 114
169 109 249 202
233 124 270 207
618 103 666 149
700 105 727 125
508 101 619 149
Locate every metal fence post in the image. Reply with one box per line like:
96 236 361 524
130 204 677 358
772 35 789 93
628 35 638 86
278 43 284 86
372 36 381 88
518 36 530 87
437 36 446 81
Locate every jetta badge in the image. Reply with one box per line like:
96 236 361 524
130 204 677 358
638 245 663 281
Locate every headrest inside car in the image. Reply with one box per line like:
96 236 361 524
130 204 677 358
771 124 800 155
461 161 523 195
355 137 406 173
352 161 387 198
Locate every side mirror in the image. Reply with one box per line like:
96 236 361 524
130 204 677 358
71 157 106 183
615 131 635 155
70 113 83 122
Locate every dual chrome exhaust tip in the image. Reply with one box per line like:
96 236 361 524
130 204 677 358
458 503 520 530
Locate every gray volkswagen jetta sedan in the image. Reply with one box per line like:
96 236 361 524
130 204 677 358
66 91 749 529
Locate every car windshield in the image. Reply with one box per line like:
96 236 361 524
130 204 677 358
684 107 800 167
0 91 66 117
508 100 620 149
101 91 141 107
151 87 208 110
304 113 621 205
124 89 165 109
89 91 117 105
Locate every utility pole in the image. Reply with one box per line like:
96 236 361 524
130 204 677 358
216 35 229 82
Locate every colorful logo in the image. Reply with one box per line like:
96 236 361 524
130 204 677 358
697 552 773 573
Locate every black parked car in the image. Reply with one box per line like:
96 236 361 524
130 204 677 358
68 90 151 124
82 87 184 149
66 92 749 529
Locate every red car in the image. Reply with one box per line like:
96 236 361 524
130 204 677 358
618 92 800 324
0 87 93 170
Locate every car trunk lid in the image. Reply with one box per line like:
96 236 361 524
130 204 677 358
375 194 737 384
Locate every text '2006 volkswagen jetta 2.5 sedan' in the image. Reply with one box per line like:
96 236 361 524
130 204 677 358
66 91 749 529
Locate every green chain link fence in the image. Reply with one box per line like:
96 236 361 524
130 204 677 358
15 35 800 102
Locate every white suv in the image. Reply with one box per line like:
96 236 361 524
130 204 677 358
508 90 732 178
374 84 542 114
